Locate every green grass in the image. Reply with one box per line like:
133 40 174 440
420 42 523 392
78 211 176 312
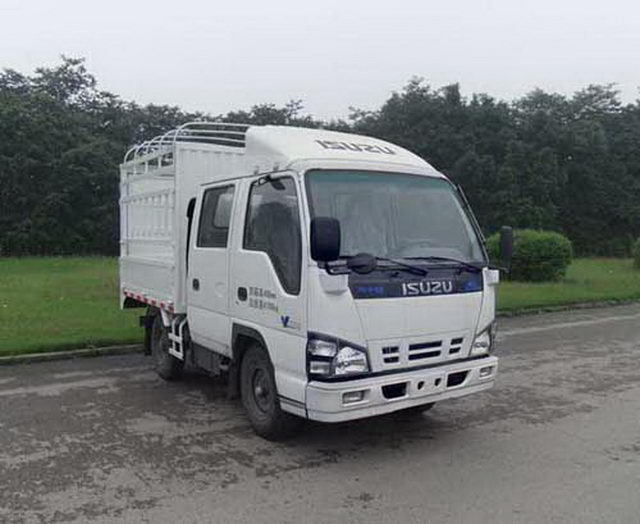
497 258 640 311
1 257 640 357
0 257 141 356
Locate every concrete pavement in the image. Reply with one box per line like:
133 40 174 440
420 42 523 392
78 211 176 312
1 304 639 523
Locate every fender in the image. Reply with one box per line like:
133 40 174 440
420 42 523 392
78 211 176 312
228 323 270 399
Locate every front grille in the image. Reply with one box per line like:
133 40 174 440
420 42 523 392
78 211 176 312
382 346 399 364
376 333 468 369
409 341 442 351
408 340 442 361
408 351 440 361
449 337 464 355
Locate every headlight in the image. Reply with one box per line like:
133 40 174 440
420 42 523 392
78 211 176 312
307 334 370 379
307 338 338 357
471 322 495 356
333 346 369 375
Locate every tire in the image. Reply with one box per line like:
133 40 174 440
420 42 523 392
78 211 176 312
240 344 300 440
150 313 183 381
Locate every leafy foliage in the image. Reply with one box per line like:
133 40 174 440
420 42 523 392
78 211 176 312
1 59 640 257
633 238 640 269
487 229 573 282
352 79 640 256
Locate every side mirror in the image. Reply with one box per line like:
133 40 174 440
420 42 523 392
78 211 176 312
499 226 514 273
310 217 341 262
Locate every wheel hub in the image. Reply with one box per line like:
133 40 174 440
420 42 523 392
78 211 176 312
252 370 272 412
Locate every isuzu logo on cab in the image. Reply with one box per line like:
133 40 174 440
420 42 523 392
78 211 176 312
315 139 396 155
402 280 454 296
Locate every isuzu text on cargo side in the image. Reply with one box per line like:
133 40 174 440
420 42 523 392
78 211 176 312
120 122 513 440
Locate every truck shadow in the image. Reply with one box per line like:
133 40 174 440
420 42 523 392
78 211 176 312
177 367 465 452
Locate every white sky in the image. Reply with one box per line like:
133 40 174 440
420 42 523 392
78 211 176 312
1 0 638 119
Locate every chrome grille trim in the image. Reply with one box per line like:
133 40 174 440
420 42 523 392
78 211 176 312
373 333 469 371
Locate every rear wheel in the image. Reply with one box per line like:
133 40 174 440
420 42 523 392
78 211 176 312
240 344 300 440
150 313 183 380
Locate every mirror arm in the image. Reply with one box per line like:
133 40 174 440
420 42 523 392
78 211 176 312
323 260 350 275
499 225 514 277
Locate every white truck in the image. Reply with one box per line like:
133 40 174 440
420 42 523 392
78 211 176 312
120 122 512 439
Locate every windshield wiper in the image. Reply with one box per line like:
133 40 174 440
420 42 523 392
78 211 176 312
374 256 428 276
337 254 428 276
404 256 485 273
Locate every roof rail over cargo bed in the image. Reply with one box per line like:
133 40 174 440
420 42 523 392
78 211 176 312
123 121 252 164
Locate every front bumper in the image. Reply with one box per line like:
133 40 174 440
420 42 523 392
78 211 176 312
305 355 498 423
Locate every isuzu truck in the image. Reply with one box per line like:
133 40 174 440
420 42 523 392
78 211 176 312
119 122 511 439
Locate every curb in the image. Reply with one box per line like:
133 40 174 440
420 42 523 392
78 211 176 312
496 298 640 318
0 344 143 366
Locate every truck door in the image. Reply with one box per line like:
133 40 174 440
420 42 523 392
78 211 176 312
187 183 236 355
230 174 307 404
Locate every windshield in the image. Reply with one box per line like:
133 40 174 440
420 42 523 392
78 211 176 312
305 170 486 263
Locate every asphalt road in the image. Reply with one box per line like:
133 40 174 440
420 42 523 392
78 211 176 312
1 304 640 524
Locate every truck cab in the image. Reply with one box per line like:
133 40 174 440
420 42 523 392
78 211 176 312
120 123 503 439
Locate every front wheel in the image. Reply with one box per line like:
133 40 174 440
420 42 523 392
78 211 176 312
240 344 300 440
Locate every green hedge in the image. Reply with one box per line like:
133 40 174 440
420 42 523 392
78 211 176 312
487 229 573 282
633 238 640 269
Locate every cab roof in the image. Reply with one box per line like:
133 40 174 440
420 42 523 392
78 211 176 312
246 125 437 173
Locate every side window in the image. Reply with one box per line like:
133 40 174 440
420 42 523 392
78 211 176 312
244 177 301 295
197 185 235 248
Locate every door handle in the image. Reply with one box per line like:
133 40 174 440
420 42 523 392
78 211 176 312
192 278 200 291
237 287 248 301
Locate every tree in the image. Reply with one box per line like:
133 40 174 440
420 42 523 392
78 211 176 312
2 59 640 257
